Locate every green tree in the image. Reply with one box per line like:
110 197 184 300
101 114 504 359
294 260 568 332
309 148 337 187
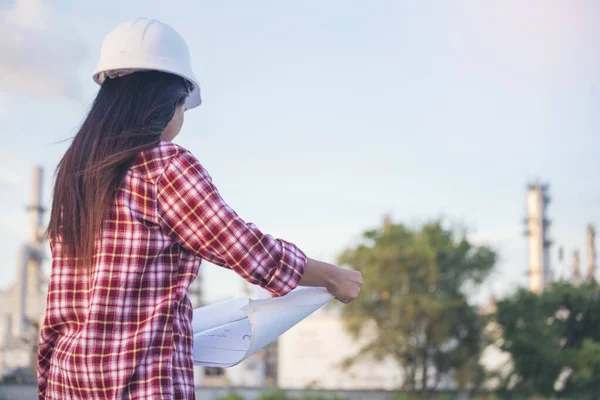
338 219 496 393
495 281 600 398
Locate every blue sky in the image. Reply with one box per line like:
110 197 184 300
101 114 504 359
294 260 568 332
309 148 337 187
0 0 598 304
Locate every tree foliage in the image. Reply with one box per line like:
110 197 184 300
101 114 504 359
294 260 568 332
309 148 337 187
495 281 600 398
337 220 496 392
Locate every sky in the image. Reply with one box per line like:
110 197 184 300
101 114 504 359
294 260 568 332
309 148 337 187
0 0 598 304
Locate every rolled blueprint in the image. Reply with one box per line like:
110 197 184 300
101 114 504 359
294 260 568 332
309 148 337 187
191 286 334 367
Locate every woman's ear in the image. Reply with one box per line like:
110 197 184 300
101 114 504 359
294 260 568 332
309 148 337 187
161 104 185 141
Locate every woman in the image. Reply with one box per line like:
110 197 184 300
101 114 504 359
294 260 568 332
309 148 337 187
37 18 362 400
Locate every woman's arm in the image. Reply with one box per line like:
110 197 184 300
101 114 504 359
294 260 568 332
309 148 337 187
157 149 305 297
157 148 361 302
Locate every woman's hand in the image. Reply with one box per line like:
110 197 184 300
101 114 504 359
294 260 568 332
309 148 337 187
298 257 362 303
326 267 363 303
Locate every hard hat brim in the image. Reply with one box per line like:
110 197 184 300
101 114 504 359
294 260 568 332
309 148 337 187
93 65 201 110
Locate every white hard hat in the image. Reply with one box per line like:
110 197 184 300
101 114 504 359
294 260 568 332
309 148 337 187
93 18 201 109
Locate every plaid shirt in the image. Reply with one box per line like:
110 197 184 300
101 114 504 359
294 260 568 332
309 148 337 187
37 141 307 399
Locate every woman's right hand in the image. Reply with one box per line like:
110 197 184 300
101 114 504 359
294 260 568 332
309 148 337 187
326 267 363 303
298 257 363 303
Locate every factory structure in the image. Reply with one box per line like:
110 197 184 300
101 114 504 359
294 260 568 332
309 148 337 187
0 167 47 382
524 181 553 293
524 180 596 292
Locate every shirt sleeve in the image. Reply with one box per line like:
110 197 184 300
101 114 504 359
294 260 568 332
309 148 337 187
156 149 306 297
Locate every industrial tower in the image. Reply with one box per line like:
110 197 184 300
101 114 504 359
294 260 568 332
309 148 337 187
17 166 47 338
572 250 581 285
556 247 565 281
587 225 596 281
524 181 552 293
0 167 48 381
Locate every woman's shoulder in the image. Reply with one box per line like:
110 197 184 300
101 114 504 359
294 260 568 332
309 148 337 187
132 140 196 182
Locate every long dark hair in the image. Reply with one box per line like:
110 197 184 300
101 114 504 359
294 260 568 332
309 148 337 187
48 71 191 268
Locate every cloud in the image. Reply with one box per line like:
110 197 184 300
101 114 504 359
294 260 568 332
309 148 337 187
0 0 86 99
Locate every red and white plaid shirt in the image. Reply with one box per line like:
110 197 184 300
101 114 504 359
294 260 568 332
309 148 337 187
38 141 307 399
